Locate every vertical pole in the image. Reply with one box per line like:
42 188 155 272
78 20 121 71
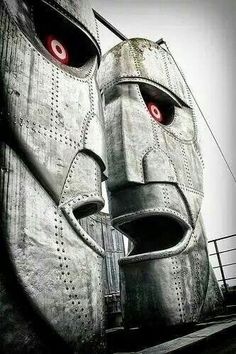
214 240 228 293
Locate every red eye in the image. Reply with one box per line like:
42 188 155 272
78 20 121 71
147 102 164 124
44 35 69 65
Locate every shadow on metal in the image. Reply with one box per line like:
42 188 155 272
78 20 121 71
106 315 236 354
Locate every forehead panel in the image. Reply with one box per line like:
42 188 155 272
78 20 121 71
98 38 190 105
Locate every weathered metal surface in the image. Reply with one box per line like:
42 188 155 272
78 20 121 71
98 38 223 329
48 0 101 52
80 212 125 325
0 0 106 352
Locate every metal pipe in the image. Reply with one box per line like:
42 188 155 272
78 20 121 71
156 38 165 46
94 10 164 46
93 10 128 41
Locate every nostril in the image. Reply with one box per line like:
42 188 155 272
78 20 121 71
73 202 102 220
61 200 105 257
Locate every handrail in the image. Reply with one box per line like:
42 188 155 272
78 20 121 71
213 262 236 269
208 234 236 294
217 277 236 282
209 248 236 256
208 234 236 243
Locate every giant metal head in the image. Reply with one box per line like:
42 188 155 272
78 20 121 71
98 38 223 329
0 0 107 352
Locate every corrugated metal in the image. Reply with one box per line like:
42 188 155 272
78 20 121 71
80 212 125 319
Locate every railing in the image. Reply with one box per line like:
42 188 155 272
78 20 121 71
208 234 236 293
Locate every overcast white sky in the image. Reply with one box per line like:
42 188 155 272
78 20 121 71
92 0 236 246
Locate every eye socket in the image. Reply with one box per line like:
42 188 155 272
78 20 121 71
44 35 69 65
140 83 176 126
33 2 98 68
146 99 174 125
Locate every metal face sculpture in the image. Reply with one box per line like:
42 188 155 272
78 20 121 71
0 0 106 352
98 38 223 329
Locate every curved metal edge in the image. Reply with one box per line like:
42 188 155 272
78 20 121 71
41 0 102 62
60 194 105 257
116 209 193 264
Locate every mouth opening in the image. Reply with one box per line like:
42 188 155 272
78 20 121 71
119 214 188 255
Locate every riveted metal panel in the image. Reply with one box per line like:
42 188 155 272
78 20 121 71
98 39 191 108
0 0 106 352
99 38 223 329
2 0 101 61
119 216 210 328
46 0 100 50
